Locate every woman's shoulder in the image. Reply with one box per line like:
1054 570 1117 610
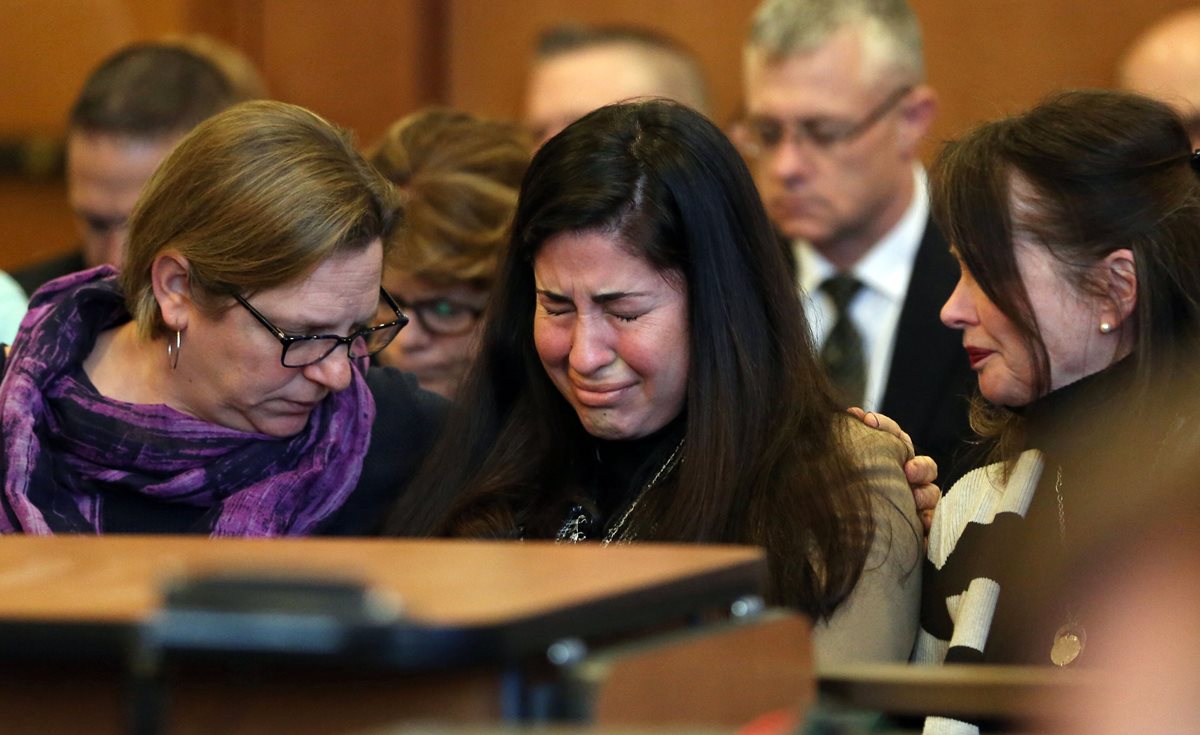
812 414 923 664
832 413 912 502
830 414 921 556
928 449 1045 566
938 449 1044 519
835 413 910 452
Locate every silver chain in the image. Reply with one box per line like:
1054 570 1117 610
602 437 686 545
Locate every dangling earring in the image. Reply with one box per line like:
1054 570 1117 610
1099 322 1114 334
166 330 182 370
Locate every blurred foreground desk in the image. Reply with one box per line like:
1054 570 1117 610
0 536 812 734
818 663 1099 733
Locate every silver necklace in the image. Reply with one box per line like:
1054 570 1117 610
1050 465 1086 667
601 437 686 545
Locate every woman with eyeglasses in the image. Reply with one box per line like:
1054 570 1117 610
366 108 530 399
0 101 444 536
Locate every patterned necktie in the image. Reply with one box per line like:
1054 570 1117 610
819 273 866 407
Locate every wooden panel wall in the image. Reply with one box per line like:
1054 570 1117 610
0 0 443 272
448 0 1200 145
0 0 192 271
916 0 1200 145
252 0 445 143
2 0 1197 273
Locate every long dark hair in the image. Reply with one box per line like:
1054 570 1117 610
932 89 1200 456
387 100 874 618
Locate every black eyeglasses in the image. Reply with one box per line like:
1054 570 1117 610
392 296 483 336
235 287 409 368
736 86 913 156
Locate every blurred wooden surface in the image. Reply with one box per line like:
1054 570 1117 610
819 663 1097 720
2 0 1198 272
585 612 814 728
0 535 792 734
0 535 764 625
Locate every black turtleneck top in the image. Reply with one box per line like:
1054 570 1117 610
553 413 687 543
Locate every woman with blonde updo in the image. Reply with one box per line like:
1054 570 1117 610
367 109 530 398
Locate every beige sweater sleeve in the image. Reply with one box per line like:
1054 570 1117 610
810 416 923 668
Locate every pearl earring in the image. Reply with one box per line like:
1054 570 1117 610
1099 322 1113 334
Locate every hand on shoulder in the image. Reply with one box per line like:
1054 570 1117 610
846 407 940 533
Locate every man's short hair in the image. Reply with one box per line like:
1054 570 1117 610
534 23 710 112
69 43 240 138
748 0 925 84
162 33 269 101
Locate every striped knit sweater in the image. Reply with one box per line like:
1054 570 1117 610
912 449 1046 735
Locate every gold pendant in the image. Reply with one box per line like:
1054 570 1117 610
1051 624 1086 666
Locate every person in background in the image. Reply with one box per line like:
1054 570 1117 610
737 0 975 484
387 100 926 665
524 23 710 147
13 42 249 295
0 101 443 536
163 33 270 101
914 89 1200 734
366 108 529 399
1118 6 1200 149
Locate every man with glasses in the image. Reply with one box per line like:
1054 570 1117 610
738 0 974 483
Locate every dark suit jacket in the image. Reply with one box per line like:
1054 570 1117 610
13 250 87 298
878 219 977 487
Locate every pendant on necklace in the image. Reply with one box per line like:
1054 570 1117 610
1050 467 1085 667
1050 623 1086 666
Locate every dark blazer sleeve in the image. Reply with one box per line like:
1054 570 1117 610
13 251 88 298
318 366 448 535
880 219 979 487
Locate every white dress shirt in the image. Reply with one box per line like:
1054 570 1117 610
795 166 930 412
0 270 27 345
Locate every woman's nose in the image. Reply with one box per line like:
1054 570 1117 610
302 347 354 392
940 277 976 329
568 316 616 375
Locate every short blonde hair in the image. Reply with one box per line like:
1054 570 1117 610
747 0 925 86
122 100 401 338
534 24 711 114
366 108 529 288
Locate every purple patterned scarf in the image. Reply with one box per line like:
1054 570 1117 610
0 267 374 536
